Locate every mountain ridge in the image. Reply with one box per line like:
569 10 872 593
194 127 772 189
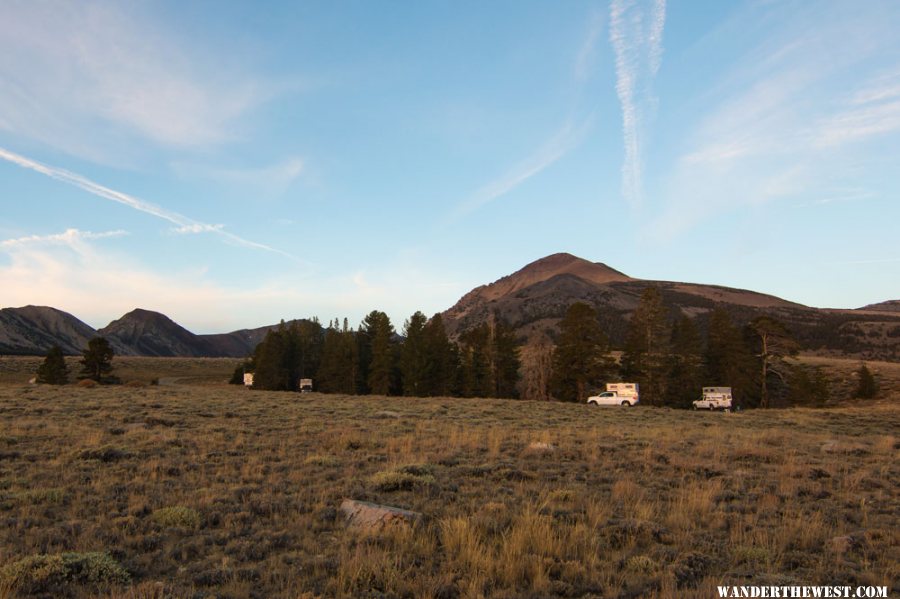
1 253 898 360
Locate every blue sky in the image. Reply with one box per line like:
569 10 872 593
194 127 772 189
1 0 899 333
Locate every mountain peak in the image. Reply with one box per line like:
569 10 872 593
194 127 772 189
478 253 632 302
98 309 205 357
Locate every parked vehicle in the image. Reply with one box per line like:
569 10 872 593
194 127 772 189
299 378 313 393
693 386 732 411
243 373 254 387
587 382 639 406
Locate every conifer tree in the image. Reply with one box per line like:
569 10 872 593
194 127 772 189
748 316 798 408
400 311 428 396
705 308 757 407
664 316 704 408
361 310 395 395
788 363 830 406
421 313 455 396
36 345 68 385
854 363 878 399
492 318 521 398
79 337 115 383
550 302 614 402
620 287 670 405
318 325 359 394
253 327 291 390
458 324 493 397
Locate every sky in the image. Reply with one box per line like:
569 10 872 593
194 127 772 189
1 0 899 334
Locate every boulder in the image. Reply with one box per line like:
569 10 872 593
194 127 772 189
339 499 422 532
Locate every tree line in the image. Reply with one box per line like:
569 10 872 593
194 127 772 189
30 293 879 407
547 288 876 407
232 311 522 399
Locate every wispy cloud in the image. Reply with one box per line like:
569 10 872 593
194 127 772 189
0 147 298 261
0 233 458 333
646 2 900 241
452 11 604 219
453 116 593 218
609 0 667 208
0 228 127 250
0 2 274 162
575 10 606 83
814 70 900 148
170 157 305 196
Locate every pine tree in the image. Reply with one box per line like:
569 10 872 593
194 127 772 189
550 302 614 402
361 311 395 395
854 363 878 399
458 324 493 397
620 287 670 405
705 308 757 408
421 314 455 397
36 345 68 385
788 363 830 407
318 325 357 394
79 337 115 383
400 311 428 396
253 328 291 390
492 318 521 399
748 316 798 408
664 316 704 408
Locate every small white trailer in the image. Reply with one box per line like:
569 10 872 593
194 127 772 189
243 373 254 388
693 386 732 411
587 382 640 406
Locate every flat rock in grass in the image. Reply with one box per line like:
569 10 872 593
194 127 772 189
524 441 555 454
339 499 422 531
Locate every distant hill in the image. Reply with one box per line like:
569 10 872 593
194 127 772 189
0 304 312 358
442 253 900 361
97 309 216 357
0 306 97 355
859 300 900 313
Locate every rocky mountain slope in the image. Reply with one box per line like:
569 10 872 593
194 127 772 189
442 253 900 361
0 306 97 356
97 309 216 357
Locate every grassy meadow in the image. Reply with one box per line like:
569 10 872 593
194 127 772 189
0 356 897 598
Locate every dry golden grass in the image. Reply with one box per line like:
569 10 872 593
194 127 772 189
0 371 897 598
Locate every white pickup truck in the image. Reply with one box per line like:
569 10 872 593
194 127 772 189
693 387 732 411
587 383 640 407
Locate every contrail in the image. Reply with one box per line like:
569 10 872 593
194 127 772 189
0 146 298 261
609 0 667 208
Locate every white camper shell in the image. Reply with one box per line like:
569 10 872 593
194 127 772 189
693 386 732 411
299 378 313 393
587 382 640 407
243 373 254 387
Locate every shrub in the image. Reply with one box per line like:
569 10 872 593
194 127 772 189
0 552 129 594
152 506 201 529
304 454 340 467
854 363 878 399
77 379 97 388
369 464 435 491
78 446 130 463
